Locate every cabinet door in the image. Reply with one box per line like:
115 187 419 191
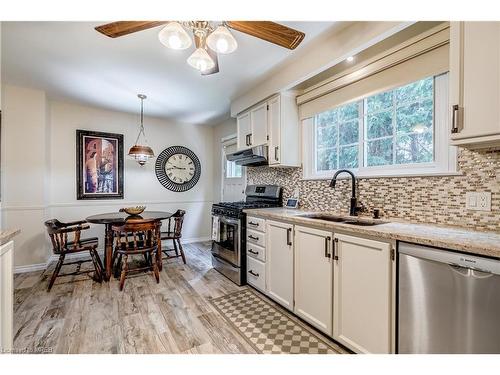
294 225 333 335
268 96 281 165
250 102 268 147
266 220 294 310
451 22 500 142
0 241 14 351
237 112 251 150
333 233 392 354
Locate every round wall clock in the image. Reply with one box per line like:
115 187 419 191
155 146 201 192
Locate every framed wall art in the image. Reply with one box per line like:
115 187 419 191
76 130 124 200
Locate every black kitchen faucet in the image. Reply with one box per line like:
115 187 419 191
329 169 360 216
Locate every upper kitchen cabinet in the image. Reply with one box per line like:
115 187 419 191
237 102 267 150
236 93 300 167
450 22 500 148
267 93 301 167
250 102 268 147
236 111 252 150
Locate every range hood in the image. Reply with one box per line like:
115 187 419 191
226 145 268 166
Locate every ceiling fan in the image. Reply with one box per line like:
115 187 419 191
95 21 306 75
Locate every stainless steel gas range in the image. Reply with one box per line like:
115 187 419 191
211 185 282 285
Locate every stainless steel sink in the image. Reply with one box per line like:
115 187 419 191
342 219 386 226
298 214 346 222
298 213 387 226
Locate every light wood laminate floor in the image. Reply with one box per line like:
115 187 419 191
14 241 344 354
13 242 257 354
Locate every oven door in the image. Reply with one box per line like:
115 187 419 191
211 215 241 267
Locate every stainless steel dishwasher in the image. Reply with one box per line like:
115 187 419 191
398 242 500 353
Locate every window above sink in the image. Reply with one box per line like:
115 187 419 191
303 74 457 180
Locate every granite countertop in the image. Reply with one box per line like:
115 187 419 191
0 229 21 247
244 208 500 259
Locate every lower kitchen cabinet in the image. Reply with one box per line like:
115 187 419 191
247 255 266 293
333 233 393 354
266 220 294 310
294 225 333 335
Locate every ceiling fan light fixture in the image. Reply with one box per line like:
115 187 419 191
158 22 192 50
187 47 215 72
206 25 238 54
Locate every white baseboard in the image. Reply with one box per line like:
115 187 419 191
14 262 49 274
14 237 212 274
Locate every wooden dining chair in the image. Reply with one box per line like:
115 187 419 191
160 210 186 267
44 219 104 291
111 218 162 291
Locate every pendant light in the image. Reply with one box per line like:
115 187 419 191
128 94 154 166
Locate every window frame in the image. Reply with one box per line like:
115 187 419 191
303 73 458 180
225 159 243 179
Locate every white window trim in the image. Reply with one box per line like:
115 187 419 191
302 73 458 180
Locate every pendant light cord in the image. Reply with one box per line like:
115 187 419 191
134 96 150 146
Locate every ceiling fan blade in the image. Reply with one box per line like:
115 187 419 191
95 21 168 38
226 21 305 50
201 48 219 76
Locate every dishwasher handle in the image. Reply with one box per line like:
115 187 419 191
399 242 500 276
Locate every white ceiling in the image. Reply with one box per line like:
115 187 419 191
2 21 336 125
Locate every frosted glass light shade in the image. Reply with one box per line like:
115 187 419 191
158 22 192 50
206 25 238 54
187 48 215 72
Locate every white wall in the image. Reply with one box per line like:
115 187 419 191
212 117 237 204
1 86 50 268
2 85 215 269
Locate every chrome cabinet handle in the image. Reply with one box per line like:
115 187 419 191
248 221 259 227
324 236 331 258
274 146 279 161
248 249 259 255
333 237 339 261
249 270 259 277
248 235 259 241
286 228 292 246
451 104 460 134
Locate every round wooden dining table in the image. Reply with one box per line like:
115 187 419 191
86 211 173 281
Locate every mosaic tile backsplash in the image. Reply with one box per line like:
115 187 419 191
247 148 500 232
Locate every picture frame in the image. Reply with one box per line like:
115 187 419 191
76 129 124 200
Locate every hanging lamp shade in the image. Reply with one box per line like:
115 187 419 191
128 94 155 166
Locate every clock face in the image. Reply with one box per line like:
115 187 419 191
155 146 201 192
165 154 195 184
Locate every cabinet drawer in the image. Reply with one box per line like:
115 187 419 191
246 217 266 232
247 229 265 247
247 256 266 292
247 242 266 262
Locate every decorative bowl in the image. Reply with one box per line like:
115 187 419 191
119 206 146 216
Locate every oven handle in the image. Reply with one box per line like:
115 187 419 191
213 215 240 226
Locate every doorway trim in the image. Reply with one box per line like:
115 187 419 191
221 134 246 202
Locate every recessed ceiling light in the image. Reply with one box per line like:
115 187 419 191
346 56 354 62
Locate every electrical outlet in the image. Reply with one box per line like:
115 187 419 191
466 192 491 211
